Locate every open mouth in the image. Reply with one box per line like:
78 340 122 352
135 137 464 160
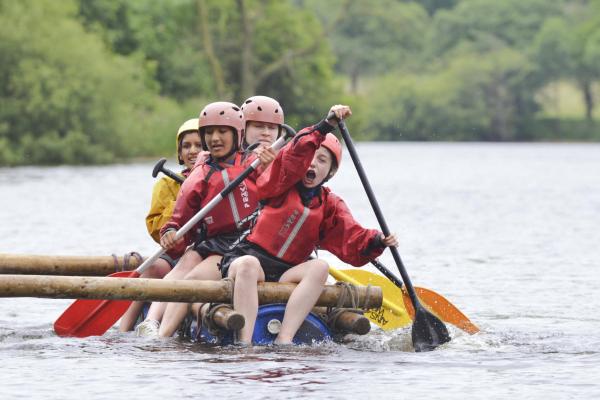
306 170 316 180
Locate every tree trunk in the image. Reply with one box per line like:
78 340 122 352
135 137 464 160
197 0 227 98
582 80 594 122
237 0 255 100
350 68 360 93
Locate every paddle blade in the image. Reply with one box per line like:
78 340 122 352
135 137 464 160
332 268 479 334
363 303 412 331
412 287 479 334
53 270 139 337
412 305 451 352
329 267 413 330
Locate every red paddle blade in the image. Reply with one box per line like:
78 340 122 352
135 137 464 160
53 270 140 338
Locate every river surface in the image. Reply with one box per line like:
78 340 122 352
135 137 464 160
1 143 599 399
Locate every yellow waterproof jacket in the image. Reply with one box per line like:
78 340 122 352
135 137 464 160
145 175 184 243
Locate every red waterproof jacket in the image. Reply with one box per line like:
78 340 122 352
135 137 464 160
246 124 384 266
161 152 259 254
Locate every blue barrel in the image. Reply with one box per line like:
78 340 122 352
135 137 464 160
194 304 332 346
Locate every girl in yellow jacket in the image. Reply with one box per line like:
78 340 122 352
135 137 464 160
119 118 202 332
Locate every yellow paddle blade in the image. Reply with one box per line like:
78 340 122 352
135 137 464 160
330 267 480 335
329 267 413 331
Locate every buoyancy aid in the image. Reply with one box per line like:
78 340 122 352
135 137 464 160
161 152 259 246
247 185 384 267
247 188 323 265
202 155 258 237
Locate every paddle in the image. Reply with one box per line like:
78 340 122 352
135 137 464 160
152 158 184 184
333 116 451 351
54 125 296 337
329 264 479 334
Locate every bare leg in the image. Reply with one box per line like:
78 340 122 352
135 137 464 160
275 259 329 344
159 255 222 338
119 257 171 332
228 256 265 344
144 249 203 322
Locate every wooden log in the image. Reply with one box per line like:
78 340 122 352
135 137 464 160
206 304 245 331
0 275 382 308
314 307 372 335
0 253 143 276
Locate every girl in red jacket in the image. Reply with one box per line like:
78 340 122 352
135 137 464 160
135 101 275 337
220 105 398 345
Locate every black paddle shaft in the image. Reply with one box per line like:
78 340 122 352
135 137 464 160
336 120 421 307
371 259 404 288
335 118 450 351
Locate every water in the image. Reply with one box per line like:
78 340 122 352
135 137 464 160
1 143 599 399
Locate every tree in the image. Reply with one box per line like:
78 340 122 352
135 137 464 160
305 0 430 92
0 0 184 165
430 0 562 58
569 2 600 121
365 48 536 141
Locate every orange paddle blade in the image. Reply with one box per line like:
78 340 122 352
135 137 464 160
402 287 479 335
53 270 139 337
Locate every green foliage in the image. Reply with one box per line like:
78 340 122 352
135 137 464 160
2 0 600 167
524 118 600 141
366 48 537 141
415 0 459 16
305 0 430 91
76 0 338 126
430 0 562 57
0 0 186 165
532 17 574 82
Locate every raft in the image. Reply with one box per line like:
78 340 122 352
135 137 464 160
0 256 381 344
138 298 372 346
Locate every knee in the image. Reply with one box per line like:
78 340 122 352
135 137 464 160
311 260 329 284
233 256 261 280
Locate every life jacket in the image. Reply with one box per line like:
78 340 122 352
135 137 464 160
199 152 259 238
246 187 324 265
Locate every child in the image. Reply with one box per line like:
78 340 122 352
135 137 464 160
119 118 201 332
220 105 398 345
241 95 284 149
156 96 285 337
135 101 275 337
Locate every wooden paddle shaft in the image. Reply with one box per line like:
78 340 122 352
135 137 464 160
0 253 143 276
0 275 382 308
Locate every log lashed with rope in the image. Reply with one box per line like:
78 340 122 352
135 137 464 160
0 275 382 309
0 253 144 276
313 307 371 335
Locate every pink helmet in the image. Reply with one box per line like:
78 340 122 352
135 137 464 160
321 133 342 176
241 96 284 125
198 101 245 151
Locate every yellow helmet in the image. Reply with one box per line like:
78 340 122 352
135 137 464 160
176 118 199 165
